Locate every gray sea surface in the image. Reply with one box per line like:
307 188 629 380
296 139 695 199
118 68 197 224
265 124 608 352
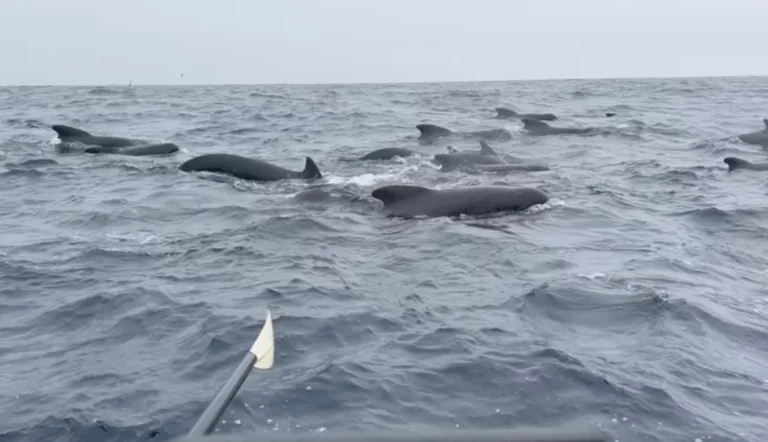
1 77 768 442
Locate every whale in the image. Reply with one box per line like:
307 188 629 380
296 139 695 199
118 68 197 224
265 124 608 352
723 156 768 171
372 184 548 218
85 143 180 156
445 142 524 162
494 107 557 122
736 119 768 146
179 154 322 182
521 119 595 136
416 124 512 144
52 125 147 148
361 147 417 160
459 163 551 173
433 141 509 171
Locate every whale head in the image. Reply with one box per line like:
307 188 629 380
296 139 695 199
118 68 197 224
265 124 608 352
52 124 91 141
724 156 750 171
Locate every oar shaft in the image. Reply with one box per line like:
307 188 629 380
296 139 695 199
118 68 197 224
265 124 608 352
188 352 258 437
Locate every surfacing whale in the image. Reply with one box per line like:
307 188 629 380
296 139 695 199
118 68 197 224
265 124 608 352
433 141 508 171
85 143 180 156
179 154 322 182
416 124 512 144
52 125 147 148
435 141 547 173
736 119 768 146
494 107 557 122
723 156 768 171
371 184 549 218
521 119 595 136
360 147 416 160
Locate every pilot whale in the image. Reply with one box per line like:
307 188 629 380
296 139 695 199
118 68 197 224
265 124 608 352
85 143 180 156
521 119 595 136
494 107 557 122
736 119 768 146
52 125 147 148
179 154 322 182
416 124 512 144
360 147 417 160
723 156 768 171
371 184 549 218
432 141 509 171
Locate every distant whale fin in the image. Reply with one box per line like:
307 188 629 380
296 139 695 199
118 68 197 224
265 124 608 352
479 141 498 156
495 107 517 117
52 125 91 140
416 124 453 138
763 118 768 129
372 185 431 206
302 157 322 179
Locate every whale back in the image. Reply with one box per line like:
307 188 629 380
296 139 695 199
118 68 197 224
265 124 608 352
724 156 752 171
85 146 120 154
521 119 549 130
372 185 431 206
416 124 453 138
724 156 768 171
52 125 91 140
535 113 558 121
301 157 323 179
495 107 517 118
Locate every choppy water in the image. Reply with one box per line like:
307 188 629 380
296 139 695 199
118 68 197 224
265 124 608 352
1 77 768 442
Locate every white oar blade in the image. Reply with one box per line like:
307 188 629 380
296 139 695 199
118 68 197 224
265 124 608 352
251 309 274 369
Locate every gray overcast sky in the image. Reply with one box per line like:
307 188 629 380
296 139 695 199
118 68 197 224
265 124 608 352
2 0 767 86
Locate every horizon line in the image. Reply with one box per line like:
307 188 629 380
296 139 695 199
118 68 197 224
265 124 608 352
2 73 766 88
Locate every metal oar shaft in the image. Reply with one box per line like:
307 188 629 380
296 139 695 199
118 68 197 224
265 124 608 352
189 351 258 436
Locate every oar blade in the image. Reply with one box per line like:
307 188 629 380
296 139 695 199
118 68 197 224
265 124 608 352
252 309 274 369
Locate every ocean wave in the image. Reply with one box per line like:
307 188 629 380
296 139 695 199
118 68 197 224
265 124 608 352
1 78 767 442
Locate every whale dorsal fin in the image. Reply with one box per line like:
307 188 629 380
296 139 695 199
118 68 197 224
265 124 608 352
302 157 322 179
416 124 453 138
372 185 431 206
763 118 767 129
495 107 517 117
52 125 91 140
479 141 498 156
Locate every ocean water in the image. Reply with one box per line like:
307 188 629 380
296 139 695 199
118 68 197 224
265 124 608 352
1 77 768 442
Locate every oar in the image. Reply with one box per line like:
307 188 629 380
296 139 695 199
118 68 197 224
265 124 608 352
188 309 275 437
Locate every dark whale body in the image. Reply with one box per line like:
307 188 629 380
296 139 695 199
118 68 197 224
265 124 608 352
432 141 508 171
494 107 557 122
521 119 595 136
724 156 768 171
179 154 322 182
416 124 512 144
361 148 417 160
371 184 549 218
85 143 180 156
52 125 147 148
736 119 768 146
